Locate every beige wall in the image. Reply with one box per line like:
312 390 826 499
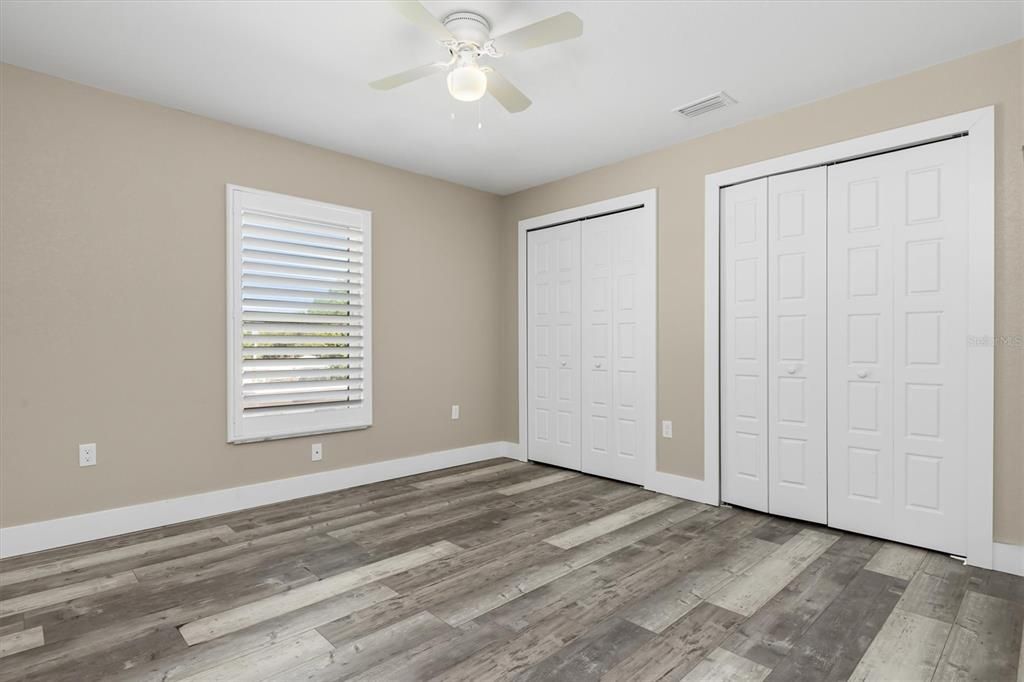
2 41 1022 544
0 64 506 527
500 41 1024 544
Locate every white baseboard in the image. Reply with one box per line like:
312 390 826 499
993 542 1024 577
503 441 527 462
645 470 719 506
0 441 517 558
508 438 715 506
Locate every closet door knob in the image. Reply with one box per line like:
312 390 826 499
857 369 869 378
594 362 603 369
787 365 798 375
560 360 567 367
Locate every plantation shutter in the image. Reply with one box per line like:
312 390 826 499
227 186 372 442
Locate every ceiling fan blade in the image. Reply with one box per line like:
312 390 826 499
489 12 582 54
388 1 454 42
370 62 447 90
486 69 531 113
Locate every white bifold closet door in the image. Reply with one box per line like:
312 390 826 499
828 137 968 555
721 178 770 512
767 168 828 523
527 221 582 470
581 210 646 484
721 169 827 522
527 209 651 484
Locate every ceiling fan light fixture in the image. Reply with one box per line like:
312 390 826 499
446 63 487 102
373 2 582 113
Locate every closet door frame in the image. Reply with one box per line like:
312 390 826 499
704 107 995 569
517 189 658 489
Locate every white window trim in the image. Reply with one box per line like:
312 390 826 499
226 185 373 443
703 107 995 568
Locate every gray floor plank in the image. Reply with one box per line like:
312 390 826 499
848 608 951 681
347 620 511 682
0 625 44 659
618 536 778 633
497 470 579 495
863 542 929 580
0 571 138 617
288 610 453 680
112 584 396 681
515 616 654 681
0 461 1019 682
178 541 456 645
430 501 703 626
764 566 908 681
0 619 24 639
27 541 341 644
897 552 972 624
933 590 1024 682
603 602 745 681
543 496 682 549
409 461 528 489
178 629 334 681
4 565 318 680
0 527 234 588
681 647 772 682
722 534 881 669
966 566 1024 606
749 517 807 546
477 540 670 633
705 529 839 616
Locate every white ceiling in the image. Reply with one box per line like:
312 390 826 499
2 1 1021 194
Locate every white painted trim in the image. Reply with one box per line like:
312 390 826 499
992 542 1024 577
963 110 995 570
0 441 516 558
517 190 659 490
704 107 996 568
501 440 527 462
704 173 723 509
646 470 719 506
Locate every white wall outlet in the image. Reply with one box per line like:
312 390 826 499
451 405 460 420
311 443 323 462
79 443 97 467
661 420 673 438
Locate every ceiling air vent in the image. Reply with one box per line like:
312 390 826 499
674 91 736 118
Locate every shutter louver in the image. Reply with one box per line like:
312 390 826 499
228 187 372 442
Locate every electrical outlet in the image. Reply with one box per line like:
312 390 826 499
661 421 673 438
451 405 460 420
79 443 97 467
311 443 323 462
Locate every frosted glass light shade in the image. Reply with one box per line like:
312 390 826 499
447 66 487 102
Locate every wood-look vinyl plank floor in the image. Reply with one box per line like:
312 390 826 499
1 458 1021 681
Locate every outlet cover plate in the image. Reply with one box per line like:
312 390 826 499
79 443 97 467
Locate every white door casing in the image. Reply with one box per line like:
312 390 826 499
767 167 828 523
581 210 648 484
827 137 968 555
527 222 582 470
720 178 769 512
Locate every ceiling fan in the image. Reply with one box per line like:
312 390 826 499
370 1 583 113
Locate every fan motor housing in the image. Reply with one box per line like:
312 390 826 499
442 11 491 46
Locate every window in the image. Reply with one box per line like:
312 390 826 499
227 185 371 442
